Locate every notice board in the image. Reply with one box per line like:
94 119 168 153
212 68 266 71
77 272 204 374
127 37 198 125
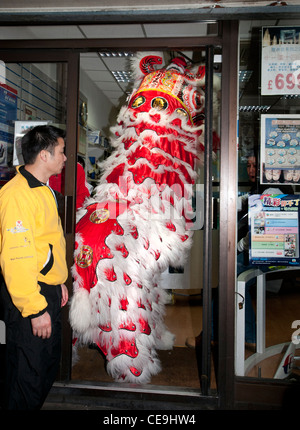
249 193 300 266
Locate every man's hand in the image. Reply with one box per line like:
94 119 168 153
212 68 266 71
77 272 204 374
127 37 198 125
31 285 68 338
61 284 68 307
31 311 52 339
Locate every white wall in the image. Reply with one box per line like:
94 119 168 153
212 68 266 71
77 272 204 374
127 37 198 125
79 67 117 137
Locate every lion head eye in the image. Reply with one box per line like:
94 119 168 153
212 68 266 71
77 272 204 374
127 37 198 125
151 97 168 110
131 96 146 108
175 108 188 118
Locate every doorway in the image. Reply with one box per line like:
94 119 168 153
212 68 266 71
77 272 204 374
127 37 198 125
0 20 238 408
72 47 221 392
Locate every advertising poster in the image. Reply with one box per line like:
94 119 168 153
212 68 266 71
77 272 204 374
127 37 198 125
261 26 300 96
249 193 300 266
260 114 300 185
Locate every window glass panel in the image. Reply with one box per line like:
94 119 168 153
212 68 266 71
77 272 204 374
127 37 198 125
237 20 300 381
0 62 67 183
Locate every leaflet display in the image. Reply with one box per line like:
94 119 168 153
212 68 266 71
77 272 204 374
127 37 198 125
249 194 300 266
260 114 300 185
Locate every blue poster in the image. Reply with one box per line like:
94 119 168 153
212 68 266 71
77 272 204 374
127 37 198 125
0 83 18 168
260 114 300 185
249 193 300 266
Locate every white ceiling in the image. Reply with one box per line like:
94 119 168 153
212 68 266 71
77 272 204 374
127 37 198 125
0 19 299 105
0 22 213 105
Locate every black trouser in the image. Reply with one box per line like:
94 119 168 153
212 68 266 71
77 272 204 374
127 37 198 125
0 280 62 410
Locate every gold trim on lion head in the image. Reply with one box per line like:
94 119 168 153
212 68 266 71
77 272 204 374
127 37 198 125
90 208 110 224
76 245 93 268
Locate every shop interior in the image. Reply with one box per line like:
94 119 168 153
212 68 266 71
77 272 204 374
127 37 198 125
0 19 299 396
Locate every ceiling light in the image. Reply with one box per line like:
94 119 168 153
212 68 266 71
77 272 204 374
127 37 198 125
239 105 271 112
239 70 253 83
282 94 300 99
112 70 133 83
99 52 133 57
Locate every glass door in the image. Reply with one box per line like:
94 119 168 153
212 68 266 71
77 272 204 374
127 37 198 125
0 51 80 382
69 46 221 396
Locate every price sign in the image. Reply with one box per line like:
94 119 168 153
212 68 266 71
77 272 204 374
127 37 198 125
270 72 300 92
261 26 300 96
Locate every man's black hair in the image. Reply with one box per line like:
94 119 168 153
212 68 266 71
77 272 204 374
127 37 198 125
21 125 66 165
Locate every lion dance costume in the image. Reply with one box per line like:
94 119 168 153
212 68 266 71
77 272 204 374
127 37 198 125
70 52 213 383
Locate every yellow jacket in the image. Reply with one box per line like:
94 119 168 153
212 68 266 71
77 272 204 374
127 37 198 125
0 166 68 317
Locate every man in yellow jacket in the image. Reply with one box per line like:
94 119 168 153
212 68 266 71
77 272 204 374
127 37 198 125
0 125 68 410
